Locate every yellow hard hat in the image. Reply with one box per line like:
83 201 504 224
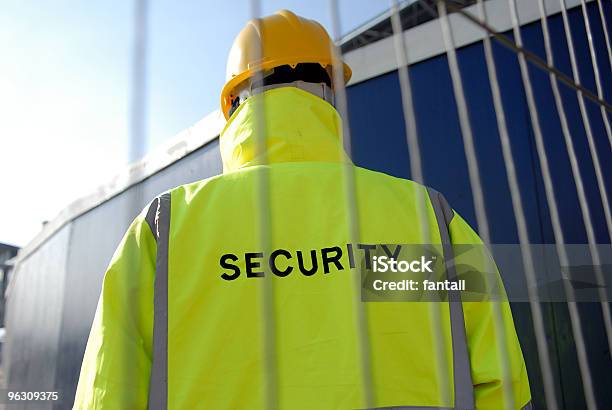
221 9 352 119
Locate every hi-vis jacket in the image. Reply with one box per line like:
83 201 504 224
74 87 531 410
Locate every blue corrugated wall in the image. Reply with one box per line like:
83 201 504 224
347 4 611 409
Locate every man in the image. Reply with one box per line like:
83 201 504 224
74 10 531 409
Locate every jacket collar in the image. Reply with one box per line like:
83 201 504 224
219 87 349 173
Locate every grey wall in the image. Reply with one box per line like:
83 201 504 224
4 226 71 409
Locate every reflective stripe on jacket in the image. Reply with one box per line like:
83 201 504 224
74 87 531 409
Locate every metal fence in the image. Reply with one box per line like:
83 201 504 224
3 0 611 409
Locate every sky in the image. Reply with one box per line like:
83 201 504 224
0 0 389 247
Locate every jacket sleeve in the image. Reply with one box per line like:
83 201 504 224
73 204 157 410
448 212 532 410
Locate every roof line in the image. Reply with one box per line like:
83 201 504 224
339 0 418 45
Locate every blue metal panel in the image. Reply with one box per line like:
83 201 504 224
346 4 611 410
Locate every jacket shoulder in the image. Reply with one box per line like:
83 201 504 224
353 165 435 196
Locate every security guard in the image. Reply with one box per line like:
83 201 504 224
74 10 531 409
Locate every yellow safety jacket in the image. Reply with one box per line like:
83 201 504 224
74 87 531 409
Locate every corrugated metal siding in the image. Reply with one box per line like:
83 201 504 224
4 225 71 410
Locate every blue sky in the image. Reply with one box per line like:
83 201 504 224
0 1 389 246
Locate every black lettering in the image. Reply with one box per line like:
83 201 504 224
357 244 376 269
381 244 402 259
246 252 264 278
220 254 241 280
270 249 293 277
346 243 355 269
321 246 343 273
297 250 318 276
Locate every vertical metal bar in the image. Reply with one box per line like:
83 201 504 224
129 0 149 405
596 0 612 71
248 1 277 409
559 0 612 255
390 1 451 406
579 0 612 148
437 2 514 408
508 0 597 408
437 1 491 245
328 1 373 407
475 0 560 407
130 0 148 163
390 0 424 186
128 0 149 232
540 0 612 363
